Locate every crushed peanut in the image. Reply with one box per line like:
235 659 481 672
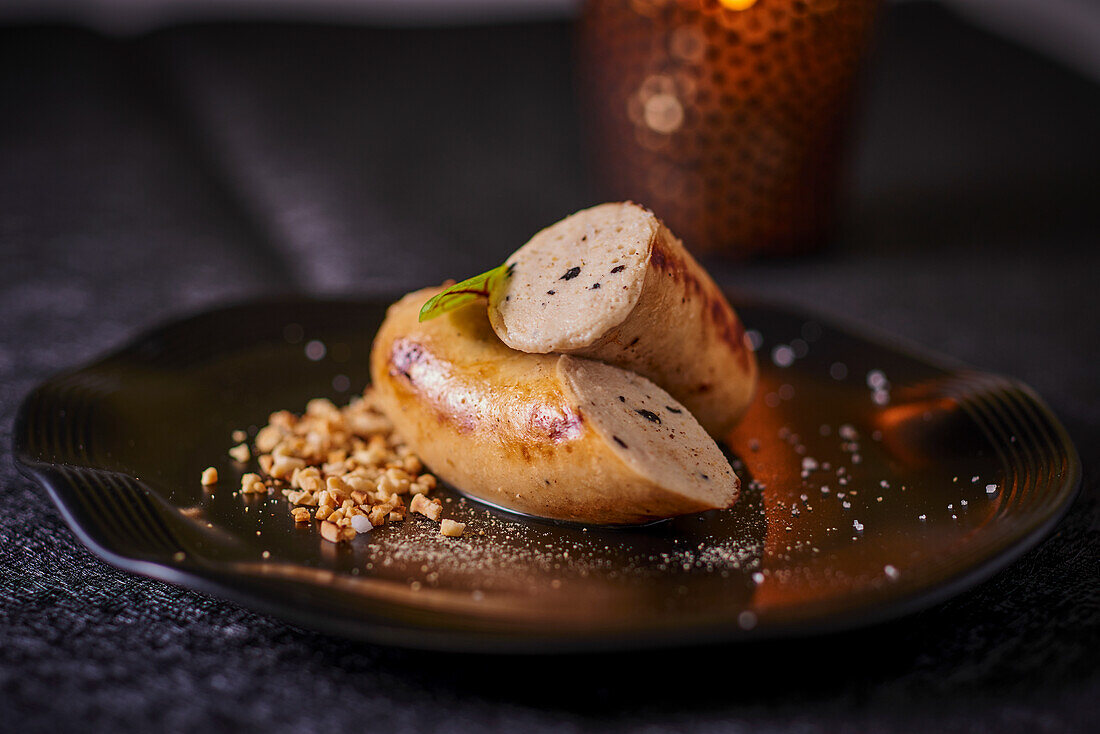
212 387 465 544
320 520 355 543
270 454 305 479
410 493 443 522
200 467 219 485
240 472 266 494
440 519 465 538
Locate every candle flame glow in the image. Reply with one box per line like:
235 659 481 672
719 0 758 10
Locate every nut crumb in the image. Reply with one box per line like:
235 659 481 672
210 387 463 553
320 520 343 543
240 472 266 494
440 519 465 538
410 493 442 522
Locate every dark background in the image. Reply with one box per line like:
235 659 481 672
1 2 1098 731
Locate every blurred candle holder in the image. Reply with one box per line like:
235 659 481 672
578 0 880 257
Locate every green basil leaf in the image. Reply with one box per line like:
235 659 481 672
418 263 511 322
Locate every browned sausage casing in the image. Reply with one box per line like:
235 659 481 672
371 287 739 525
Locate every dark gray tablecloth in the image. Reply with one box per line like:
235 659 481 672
1 4 1097 732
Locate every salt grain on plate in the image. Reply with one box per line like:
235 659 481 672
771 345 795 367
986 484 998 494
884 565 900 580
738 610 758 630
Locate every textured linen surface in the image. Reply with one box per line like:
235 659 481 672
1 5 1097 732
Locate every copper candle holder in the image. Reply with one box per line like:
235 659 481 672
578 0 880 257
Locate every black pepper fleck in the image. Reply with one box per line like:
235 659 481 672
613 436 628 449
560 267 581 281
547 290 556 295
666 406 682 414
610 265 626 274
590 282 601 289
635 409 661 424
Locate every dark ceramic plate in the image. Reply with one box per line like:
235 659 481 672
14 297 1080 652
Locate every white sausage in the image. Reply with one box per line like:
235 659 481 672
488 202 758 440
370 288 739 525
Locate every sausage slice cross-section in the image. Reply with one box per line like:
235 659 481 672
487 202 758 439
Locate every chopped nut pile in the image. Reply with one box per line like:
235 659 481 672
205 389 463 541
